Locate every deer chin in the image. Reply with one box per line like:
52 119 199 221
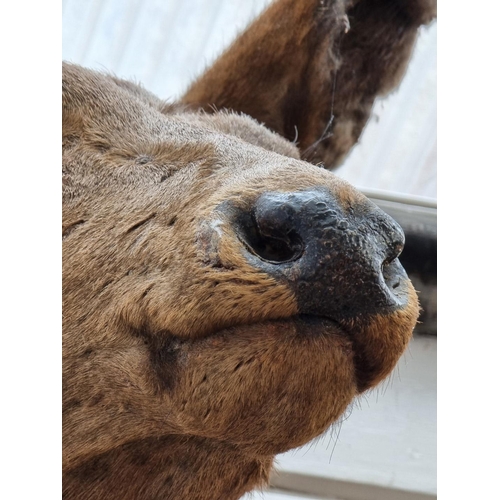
164 297 415 456
166 316 355 456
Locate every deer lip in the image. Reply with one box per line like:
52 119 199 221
212 314 353 345
200 314 351 348
272 314 380 392
224 314 350 338
292 314 348 334
247 314 355 350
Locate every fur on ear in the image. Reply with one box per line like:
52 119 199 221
181 0 436 169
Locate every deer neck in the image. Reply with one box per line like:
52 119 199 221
63 434 274 500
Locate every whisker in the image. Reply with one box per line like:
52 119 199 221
303 17 347 160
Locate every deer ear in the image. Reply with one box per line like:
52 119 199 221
181 0 436 169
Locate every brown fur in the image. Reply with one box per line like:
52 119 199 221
63 0 435 498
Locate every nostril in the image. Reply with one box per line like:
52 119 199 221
238 211 303 264
381 239 405 293
382 240 404 268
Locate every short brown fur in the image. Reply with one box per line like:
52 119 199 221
63 1 435 498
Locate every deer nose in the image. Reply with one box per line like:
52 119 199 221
234 188 409 319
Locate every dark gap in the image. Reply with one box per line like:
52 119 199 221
62 219 86 240
141 284 155 299
67 454 110 483
99 280 113 294
126 213 156 233
135 155 152 165
62 398 82 414
88 393 104 407
210 261 235 271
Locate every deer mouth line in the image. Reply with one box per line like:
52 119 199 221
213 313 365 379
226 313 392 393
204 313 350 342
284 313 350 337
146 312 402 395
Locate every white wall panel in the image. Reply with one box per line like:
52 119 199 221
335 23 437 199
